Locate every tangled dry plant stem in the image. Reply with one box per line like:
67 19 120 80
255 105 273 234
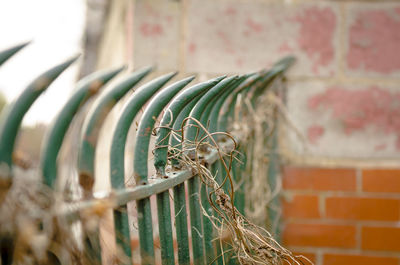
161 116 312 265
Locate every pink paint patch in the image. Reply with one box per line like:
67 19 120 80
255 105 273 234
236 58 244 67
374 144 387 151
295 7 336 73
206 17 215 24
140 23 163 37
143 4 160 18
245 18 263 33
278 42 293 53
308 86 400 149
347 7 400 74
307 125 325 144
165 15 173 23
225 7 237 16
216 30 235 54
396 138 400 151
188 43 197 54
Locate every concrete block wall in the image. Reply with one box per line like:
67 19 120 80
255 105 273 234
100 0 400 264
130 0 400 163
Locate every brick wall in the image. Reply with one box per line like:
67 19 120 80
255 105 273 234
98 1 400 263
281 167 400 265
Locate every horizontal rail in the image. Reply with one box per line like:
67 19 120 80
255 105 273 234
61 135 237 223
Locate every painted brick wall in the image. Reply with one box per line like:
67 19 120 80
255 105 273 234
127 0 400 162
99 1 400 264
281 167 400 265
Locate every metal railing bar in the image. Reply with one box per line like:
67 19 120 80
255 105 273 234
133 76 198 265
109 72 177 262
61 135 234 223
153 76 224 265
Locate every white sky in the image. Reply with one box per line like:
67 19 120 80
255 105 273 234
0 0 86 126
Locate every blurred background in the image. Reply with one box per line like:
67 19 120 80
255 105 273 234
0 0 399 264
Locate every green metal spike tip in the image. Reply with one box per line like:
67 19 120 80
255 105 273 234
184 75 231 144
41 65 124 188
109 71 177 189
271 55 296 73
77 66 152 196
109 72 176 261
153 76 233 176
0 41 31 66
134 75 196 184
133 75 197 265
0 55 79 174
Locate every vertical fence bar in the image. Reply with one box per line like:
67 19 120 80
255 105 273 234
77 68 151 263
172 183 190 265
154 78 221 264
207 77 249 265
110 73 177 264
134 77 197 264
170 96 204 265
201 77 247 265
156 190 175 265
0 55 78 265
184 77 235 265
78 67 152 197
41 67 123 264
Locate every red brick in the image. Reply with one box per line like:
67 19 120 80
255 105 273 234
293 251 316 264
362 226 400 251
347 5 400 76
283 194 320 219
362 169 400 193
326 196 400 221
283 223 356 248
282 167 356 191
324 253 398 265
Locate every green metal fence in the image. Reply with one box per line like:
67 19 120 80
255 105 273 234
0 43 294 265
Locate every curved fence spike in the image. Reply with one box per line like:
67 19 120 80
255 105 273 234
133 75 196 265
109 72 177 189
250 56 296 106
134 75 201 183
109 72 176 261
169 93 204 167
78 66 152 197
184 75 232 145
40 66 124 188
0 55 79 175
168 75 231 265
0 41 30 66
202 76 245 138
217 73 261 132
153 78 223 176
193 76 245 264
153 77 225 265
